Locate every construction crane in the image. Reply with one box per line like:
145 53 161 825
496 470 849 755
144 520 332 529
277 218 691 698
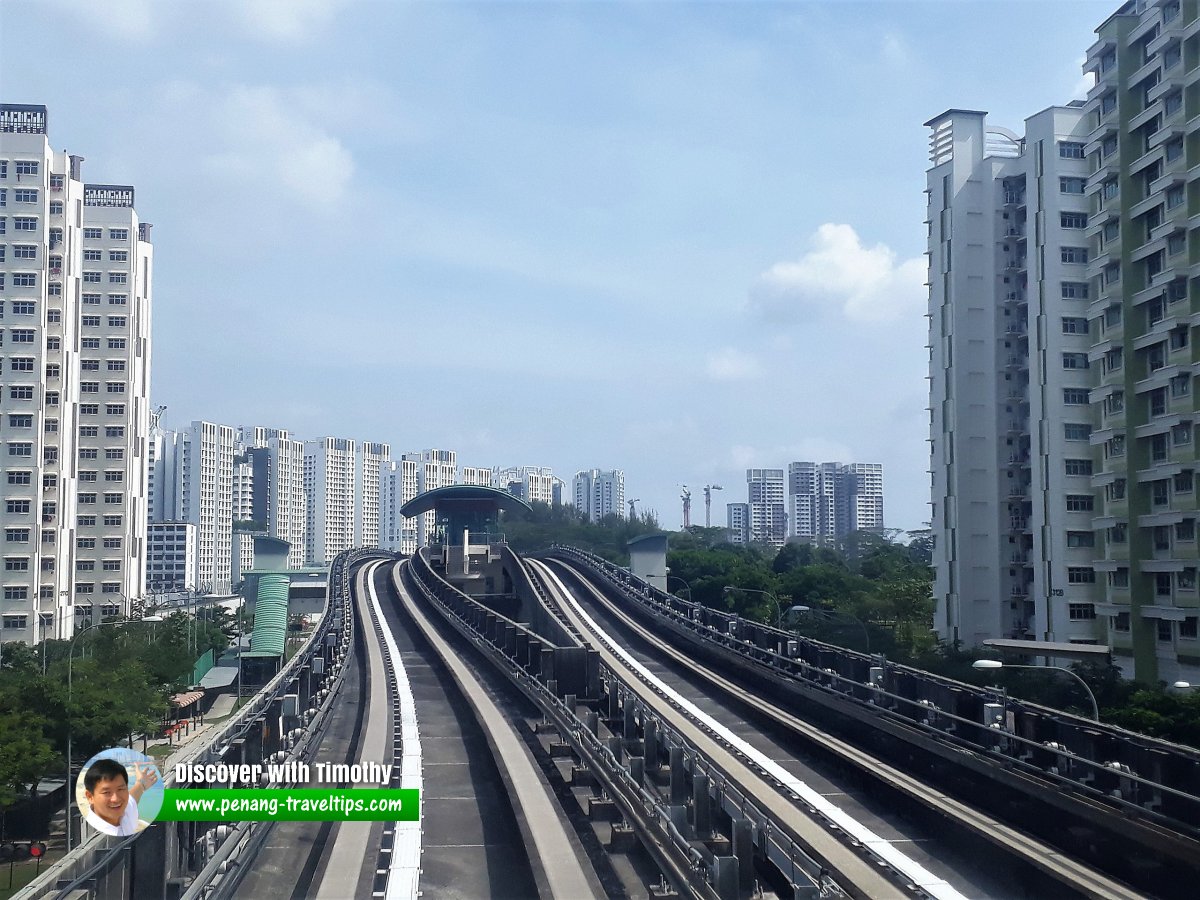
680 485 692 529
628 498 641 519
703 484 723 527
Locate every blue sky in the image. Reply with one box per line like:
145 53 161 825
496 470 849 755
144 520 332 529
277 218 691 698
2 0 1113 532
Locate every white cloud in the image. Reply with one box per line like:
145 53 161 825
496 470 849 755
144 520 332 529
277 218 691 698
749 223 925 324
880 32 910 67
1070 55 1095 100
52 0 156 40
234 0 346 42
200 85 354 206
706 347 764 382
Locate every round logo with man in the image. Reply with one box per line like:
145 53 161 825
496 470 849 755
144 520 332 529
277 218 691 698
75 749 163 837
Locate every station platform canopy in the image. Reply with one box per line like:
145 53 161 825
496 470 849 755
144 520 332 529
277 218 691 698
982 638 1112 662
400 485 533 546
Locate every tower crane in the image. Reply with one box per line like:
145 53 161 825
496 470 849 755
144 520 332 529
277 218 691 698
704 484 723 527
628 498 641 520
680 485 692 529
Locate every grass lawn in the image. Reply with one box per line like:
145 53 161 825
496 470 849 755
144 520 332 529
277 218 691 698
0 850 60 900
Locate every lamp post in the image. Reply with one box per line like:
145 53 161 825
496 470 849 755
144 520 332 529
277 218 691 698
665 575 693 600
789 604 871 653
65 615 162 852
972 659 1099 722
724 585 783 627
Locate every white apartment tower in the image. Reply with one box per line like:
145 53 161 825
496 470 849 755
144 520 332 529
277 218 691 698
403 449 456 546
1 104 153 641
304 438 356 565
460 466 494 487
572 469 626 522
380 458 420 555
927 104 1099 652
239 426 307 569
353 441 389 548
727 469 787 547
788 461 885 540
495 465 557 505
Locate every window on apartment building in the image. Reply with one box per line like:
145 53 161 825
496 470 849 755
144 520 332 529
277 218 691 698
1063 388 1090 405
81 316 101 328
83 271 101 283
1181 569 1198 591
108 273 127 285
1063 353 1090 369
1060 177 1086 194
9 386 33 400
1151 388 1168 416
1064 423 1092 441
1171 374 1191 398
109 228 128 240
7 414 33 428
83 227 102 239
1067 567 1096 584
1060 212 1087 229
6 472 30 486
1167 185 1185 209
1166 138 1184 161
108 294 127 305
1066 494 1094 512
5 500 30 514
1152 433 1170 462
1103 220 1120 242
81 359 100 371
105 382 125 394
107 316 126 328
105 404 125 415
1061 246 1088 264
82 293 101 305
1104 263 1121 285
3 558 29 572
1182 617 1199 639
108 338 126 349
9 358 34 372
1105 347 1123 372
6 444 32 458
109 250 128 263
46 308 60 323
105 426 125 438
1173 423 1192 446
77 515 95 527
1110 523 1128 544
1066 531 1095 548
1059 141 1085 158
83 249 102 261
103 515 122 526
1062 317 1089 334
1176 472 1194 493
4 529 30 543
78 471 97 482
1170 327 1189 350
1168 233 1186 256
107 360 126 372
1069 603 1097 620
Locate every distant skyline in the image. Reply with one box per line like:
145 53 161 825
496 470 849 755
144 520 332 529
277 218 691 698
2 0 1115 533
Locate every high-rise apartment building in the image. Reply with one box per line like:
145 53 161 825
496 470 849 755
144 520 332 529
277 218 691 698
304 438 355 565
353 441 389 548
572 469 626 522
403 449 457 546
460 466 494 487
495 465 557 505
1 104 153 640
380 458 420 555
149 422 235 593
240 426 307 569
788 461 885 540
727 469 787 546
928 0 1200 683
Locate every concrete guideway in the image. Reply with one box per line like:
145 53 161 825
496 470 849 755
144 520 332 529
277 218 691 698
314 560 415 900
528 558 960 900
388 560 603 900
545 558 1145 900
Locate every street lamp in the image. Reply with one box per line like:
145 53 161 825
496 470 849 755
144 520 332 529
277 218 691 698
65 615 163 852
665 575 693 600
789 605 871 652
724 585 783 627
1171 681 1198 691
972 659 1100 722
